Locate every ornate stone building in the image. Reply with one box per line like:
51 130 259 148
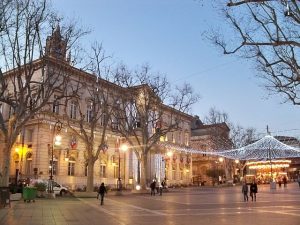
3 28 194 190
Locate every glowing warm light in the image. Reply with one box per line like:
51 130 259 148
247 160 291 170
15 145 28 154
167 151 173 157
235 159 239 164
185 169 190 172
54 135 62 146
120 144 128 152
135 184 141 191
248 164 290 170
218 157 224 162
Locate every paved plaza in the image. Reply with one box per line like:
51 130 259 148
0 182 300 225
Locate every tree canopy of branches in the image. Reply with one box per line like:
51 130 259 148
203 107 258 178
208 0 300 105
0 0 87 186
61 43 115 192
113 64 200 188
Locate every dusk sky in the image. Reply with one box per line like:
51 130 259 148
52 0 300 138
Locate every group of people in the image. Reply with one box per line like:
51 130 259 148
278 176 288 188
96 179 167 205
242 180 258 202
150 179 166 196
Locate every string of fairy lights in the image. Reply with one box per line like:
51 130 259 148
159 135 300 160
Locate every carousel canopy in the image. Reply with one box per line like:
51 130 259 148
217 135 300 160
159 135 300 160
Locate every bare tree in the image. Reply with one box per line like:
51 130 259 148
207 1 300 105
204 107 229 125
229 124 258 177
203 107 258 178
0 0 87 186
113 64 200 189
61 42 117 192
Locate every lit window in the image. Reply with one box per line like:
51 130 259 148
49 160 57 175
68 162 75 176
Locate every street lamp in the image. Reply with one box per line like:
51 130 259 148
117 143 128 191
49 120 62 194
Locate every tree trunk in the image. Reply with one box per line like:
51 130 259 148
86 158 95 192
0 143 12 186
139 154 149 190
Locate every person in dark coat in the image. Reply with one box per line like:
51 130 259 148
241 182 249 202
98 183 107 205
159 179 166 196
150 180 156 196
250 181 258 201
282 176 287 188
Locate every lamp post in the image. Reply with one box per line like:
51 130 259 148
49 120 62 194
117 143 128 192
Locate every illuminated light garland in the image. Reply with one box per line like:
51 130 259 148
248 164 290 170
247 159 291 170
158 135 300 160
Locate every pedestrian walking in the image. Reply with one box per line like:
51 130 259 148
282 176 287 188
97 183 107 205
250 180 258 201
278 178 282 188
150 180 156 196
159 180 166 196
241 182 248 202
297 176 300 188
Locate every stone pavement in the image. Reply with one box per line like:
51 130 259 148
1 182 300 225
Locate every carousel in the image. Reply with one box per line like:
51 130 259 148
246 159 291 184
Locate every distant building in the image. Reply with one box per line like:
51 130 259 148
274 136 300 179
190 116 232 185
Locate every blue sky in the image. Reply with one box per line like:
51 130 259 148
51 0 300 138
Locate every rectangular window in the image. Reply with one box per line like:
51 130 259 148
49 161 57 176
70 102 77 119
27 129 34 142
172 170 176 180
25 159 32 175
111 117 119 131
68 162 75 176
114 166 118 179
180 170 184 180
86 105 93 123
100 165 106 177
186 171 190 180
178 131 182 144
172 133 175 143
184 132 189 146
53 96 60 114
100 114 106 126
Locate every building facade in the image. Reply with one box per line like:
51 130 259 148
3 28 194 190
190 116 232 185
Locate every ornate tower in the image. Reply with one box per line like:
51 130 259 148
45 25 67 61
